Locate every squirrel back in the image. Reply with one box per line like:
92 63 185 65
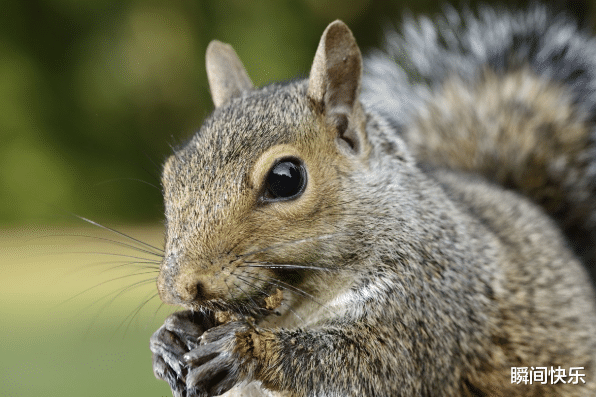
150 5 596 397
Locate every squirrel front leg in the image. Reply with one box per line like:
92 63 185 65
182 319 421 397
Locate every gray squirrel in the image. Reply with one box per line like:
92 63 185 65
149 5 596 396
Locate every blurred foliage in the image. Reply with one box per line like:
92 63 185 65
1 0 594 224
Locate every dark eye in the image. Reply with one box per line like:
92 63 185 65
265 159 306 200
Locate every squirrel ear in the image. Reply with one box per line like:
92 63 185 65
308 21 365 154
206 40 254 108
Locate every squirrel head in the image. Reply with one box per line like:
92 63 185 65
157 21 374 313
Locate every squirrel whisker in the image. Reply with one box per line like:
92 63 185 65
230 279 263 311
112 290 161 339
27 233 164 257
238 272 338 318
95 261 161 273
80 278 158 336
237 232 346 259
239 262 340 273
73 214 164 254
68 250 161 263
59 271 158 308
94 177 161 191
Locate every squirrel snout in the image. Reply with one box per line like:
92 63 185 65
177 279 206 303
157 269 210 306
158 253 223 307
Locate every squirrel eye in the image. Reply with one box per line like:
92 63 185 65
265 159 306 200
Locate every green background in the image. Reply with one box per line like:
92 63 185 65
1 0 594 396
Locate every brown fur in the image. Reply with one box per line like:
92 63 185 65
152 18 596 397
409 68 591 217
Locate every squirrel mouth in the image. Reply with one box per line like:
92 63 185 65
183 286 283 320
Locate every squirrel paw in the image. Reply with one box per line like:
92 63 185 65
183 321 254 397
150 310 215 397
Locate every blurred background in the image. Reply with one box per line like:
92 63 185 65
1 0 594 396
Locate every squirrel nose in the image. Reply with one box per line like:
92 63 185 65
159 251 228 305
157 254 208 305
177 280 206 303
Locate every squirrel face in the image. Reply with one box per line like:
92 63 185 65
157 22 372 313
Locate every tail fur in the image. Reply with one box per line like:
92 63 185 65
362 4 596 283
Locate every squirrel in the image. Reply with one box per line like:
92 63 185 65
149 5 596 397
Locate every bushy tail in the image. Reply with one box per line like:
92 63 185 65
362 5 596 282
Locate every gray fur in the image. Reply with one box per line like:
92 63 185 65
363 5 596 118
363 4 596 283
150 5 596 397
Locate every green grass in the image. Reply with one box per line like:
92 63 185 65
0 225 175 397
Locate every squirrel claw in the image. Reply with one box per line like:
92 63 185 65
150 325 187 378
152 352 187 397
186 353 236 395
150 310 217 397
184 321 251 396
